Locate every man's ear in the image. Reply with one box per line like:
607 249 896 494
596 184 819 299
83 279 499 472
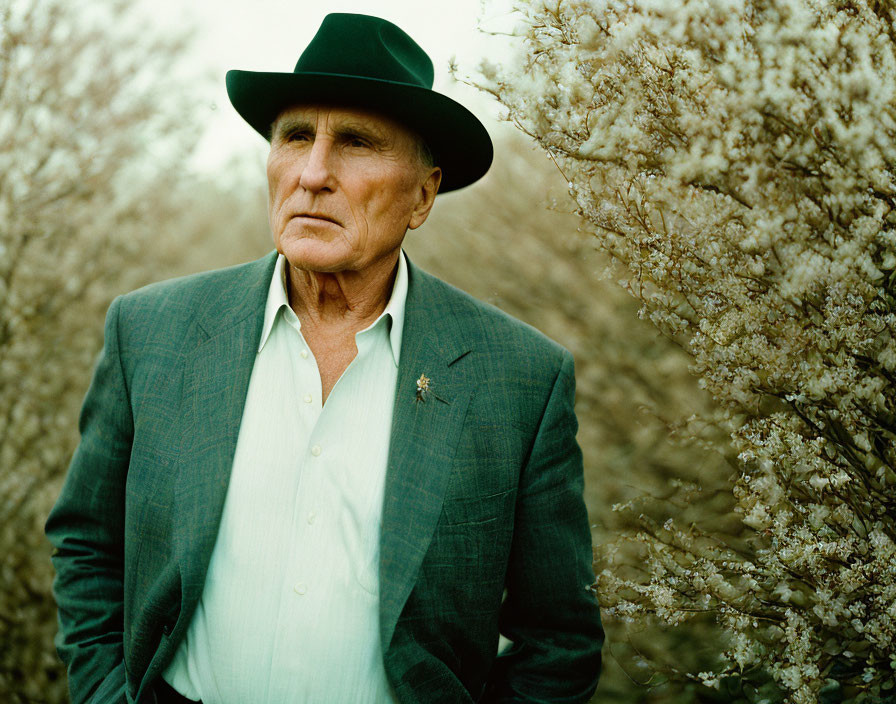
408 167 442 230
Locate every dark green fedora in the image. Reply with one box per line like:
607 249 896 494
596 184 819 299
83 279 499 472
226 13 493 193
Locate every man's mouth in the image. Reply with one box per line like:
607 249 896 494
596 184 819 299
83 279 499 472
294 212 340 225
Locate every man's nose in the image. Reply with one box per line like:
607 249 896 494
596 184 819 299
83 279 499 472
298 138 335 192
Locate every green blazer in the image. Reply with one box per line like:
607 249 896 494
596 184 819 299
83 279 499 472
45 251 603 704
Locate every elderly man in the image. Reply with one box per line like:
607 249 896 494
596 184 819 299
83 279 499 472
45 13 603 704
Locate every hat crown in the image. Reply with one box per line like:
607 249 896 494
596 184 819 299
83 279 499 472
294 13 434 89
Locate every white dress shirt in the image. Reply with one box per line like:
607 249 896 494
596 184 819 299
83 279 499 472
161 252 407 703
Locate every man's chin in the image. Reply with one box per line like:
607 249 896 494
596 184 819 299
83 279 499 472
279 243 354 274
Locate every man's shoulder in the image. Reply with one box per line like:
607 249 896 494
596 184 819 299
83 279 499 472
410 264 570 371
116 251 276 321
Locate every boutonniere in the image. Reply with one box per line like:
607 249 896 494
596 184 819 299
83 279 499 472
415 373 446 404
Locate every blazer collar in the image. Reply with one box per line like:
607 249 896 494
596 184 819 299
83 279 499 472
192 251 279 344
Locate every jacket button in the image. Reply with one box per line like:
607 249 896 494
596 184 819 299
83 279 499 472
162 622 173 636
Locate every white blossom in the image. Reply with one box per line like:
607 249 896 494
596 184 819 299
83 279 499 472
476 0 896 699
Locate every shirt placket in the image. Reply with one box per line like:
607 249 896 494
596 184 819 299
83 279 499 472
269 316 327 687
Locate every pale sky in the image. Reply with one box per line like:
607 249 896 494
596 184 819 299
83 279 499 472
137 0 518 171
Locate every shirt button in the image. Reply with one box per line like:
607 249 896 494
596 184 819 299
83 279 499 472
304 394 313 404
300 349 309 359
307 512 316 525
311 445 322 457
294 582 307 595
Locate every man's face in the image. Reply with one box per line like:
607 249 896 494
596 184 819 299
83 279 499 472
267 105 441 275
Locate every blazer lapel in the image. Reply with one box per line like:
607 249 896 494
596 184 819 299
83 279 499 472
173 251 279 611
379 260 475 652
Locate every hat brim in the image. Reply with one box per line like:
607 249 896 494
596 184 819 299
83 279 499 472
226 70 493 193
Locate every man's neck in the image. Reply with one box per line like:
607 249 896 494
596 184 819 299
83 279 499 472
284 252 400 404
285 252 399 333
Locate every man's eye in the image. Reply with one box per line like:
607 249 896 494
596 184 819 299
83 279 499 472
288 132 312 142
347 136 369 148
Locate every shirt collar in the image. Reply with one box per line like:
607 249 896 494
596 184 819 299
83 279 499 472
257 251 408 367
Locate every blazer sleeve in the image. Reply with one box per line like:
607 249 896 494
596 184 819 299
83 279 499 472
45 295 133 704
484 351 604 703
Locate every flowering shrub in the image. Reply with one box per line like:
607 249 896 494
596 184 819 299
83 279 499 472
473 0 896 701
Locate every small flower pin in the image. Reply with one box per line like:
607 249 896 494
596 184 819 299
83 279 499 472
415 373 446 404
415 373 431 403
